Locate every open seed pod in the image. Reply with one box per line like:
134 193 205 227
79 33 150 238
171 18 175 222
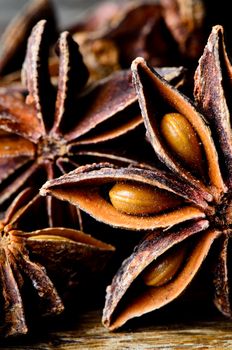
194 25 232 189
131 56 226 201
0 19 141 213
42 25 232 326
102 220 219 330
103 26 232 329
0 18 186 213
0 188 114 337
40 162 208 231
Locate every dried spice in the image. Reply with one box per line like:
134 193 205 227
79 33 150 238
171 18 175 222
40 25 232 329
161 0 206 62
0 19 143 214
0 18 186 214
0 0 202 87
0 0 229 86
0 0 57 79
69 0 209 71
40 162 206 231
69 1 178 68
0 188 114 337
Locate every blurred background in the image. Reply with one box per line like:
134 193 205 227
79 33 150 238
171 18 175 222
0 0 232 80
0 0 105 30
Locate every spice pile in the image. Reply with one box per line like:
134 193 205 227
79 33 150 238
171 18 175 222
0 0 232 339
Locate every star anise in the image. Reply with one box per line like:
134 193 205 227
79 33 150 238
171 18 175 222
40 25 232 330
0 18 187 216
69 0 209 71
0 19 146 216
0 187 114 337
69 0 178 68
0 0 57 83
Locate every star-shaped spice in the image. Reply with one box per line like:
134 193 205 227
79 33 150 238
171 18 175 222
40 25 232 330
0 187 114 337
70 0 208 70
0 18 187 217
0 18 149 217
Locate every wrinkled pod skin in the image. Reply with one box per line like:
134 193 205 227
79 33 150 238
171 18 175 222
0 18 186 214
102 221 219 330
41 25 232 329
101 26 232 330
109 111 206 216
40 162 207 232
0 188 115 337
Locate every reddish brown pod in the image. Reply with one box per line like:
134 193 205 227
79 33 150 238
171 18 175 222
0 188 114 337
70 0 210 71
41 25 232 329
102 26 232 329
0 19 146 219
0 18 186 218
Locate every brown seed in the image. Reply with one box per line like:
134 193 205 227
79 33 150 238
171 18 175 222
160 113 204 175
109 181 181 215
142 245 186 287
28 235 74 242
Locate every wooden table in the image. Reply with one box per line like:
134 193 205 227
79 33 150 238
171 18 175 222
1 306 232 349
1 1 232 348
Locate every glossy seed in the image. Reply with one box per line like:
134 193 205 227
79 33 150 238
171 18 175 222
28 235 74 242
160 113 204 175
142 245 186 287
109 181 181 215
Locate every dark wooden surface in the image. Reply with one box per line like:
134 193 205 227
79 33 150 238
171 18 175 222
1 307 232 349
1 0 232 348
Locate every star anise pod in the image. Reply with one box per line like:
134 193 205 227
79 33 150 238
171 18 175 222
0 187 114 337
69 0 209 71
40 25 232 330
0 0 57 83
0 18 187 215
0 19 142 215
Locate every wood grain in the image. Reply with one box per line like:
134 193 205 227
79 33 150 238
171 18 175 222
1 308 232 349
